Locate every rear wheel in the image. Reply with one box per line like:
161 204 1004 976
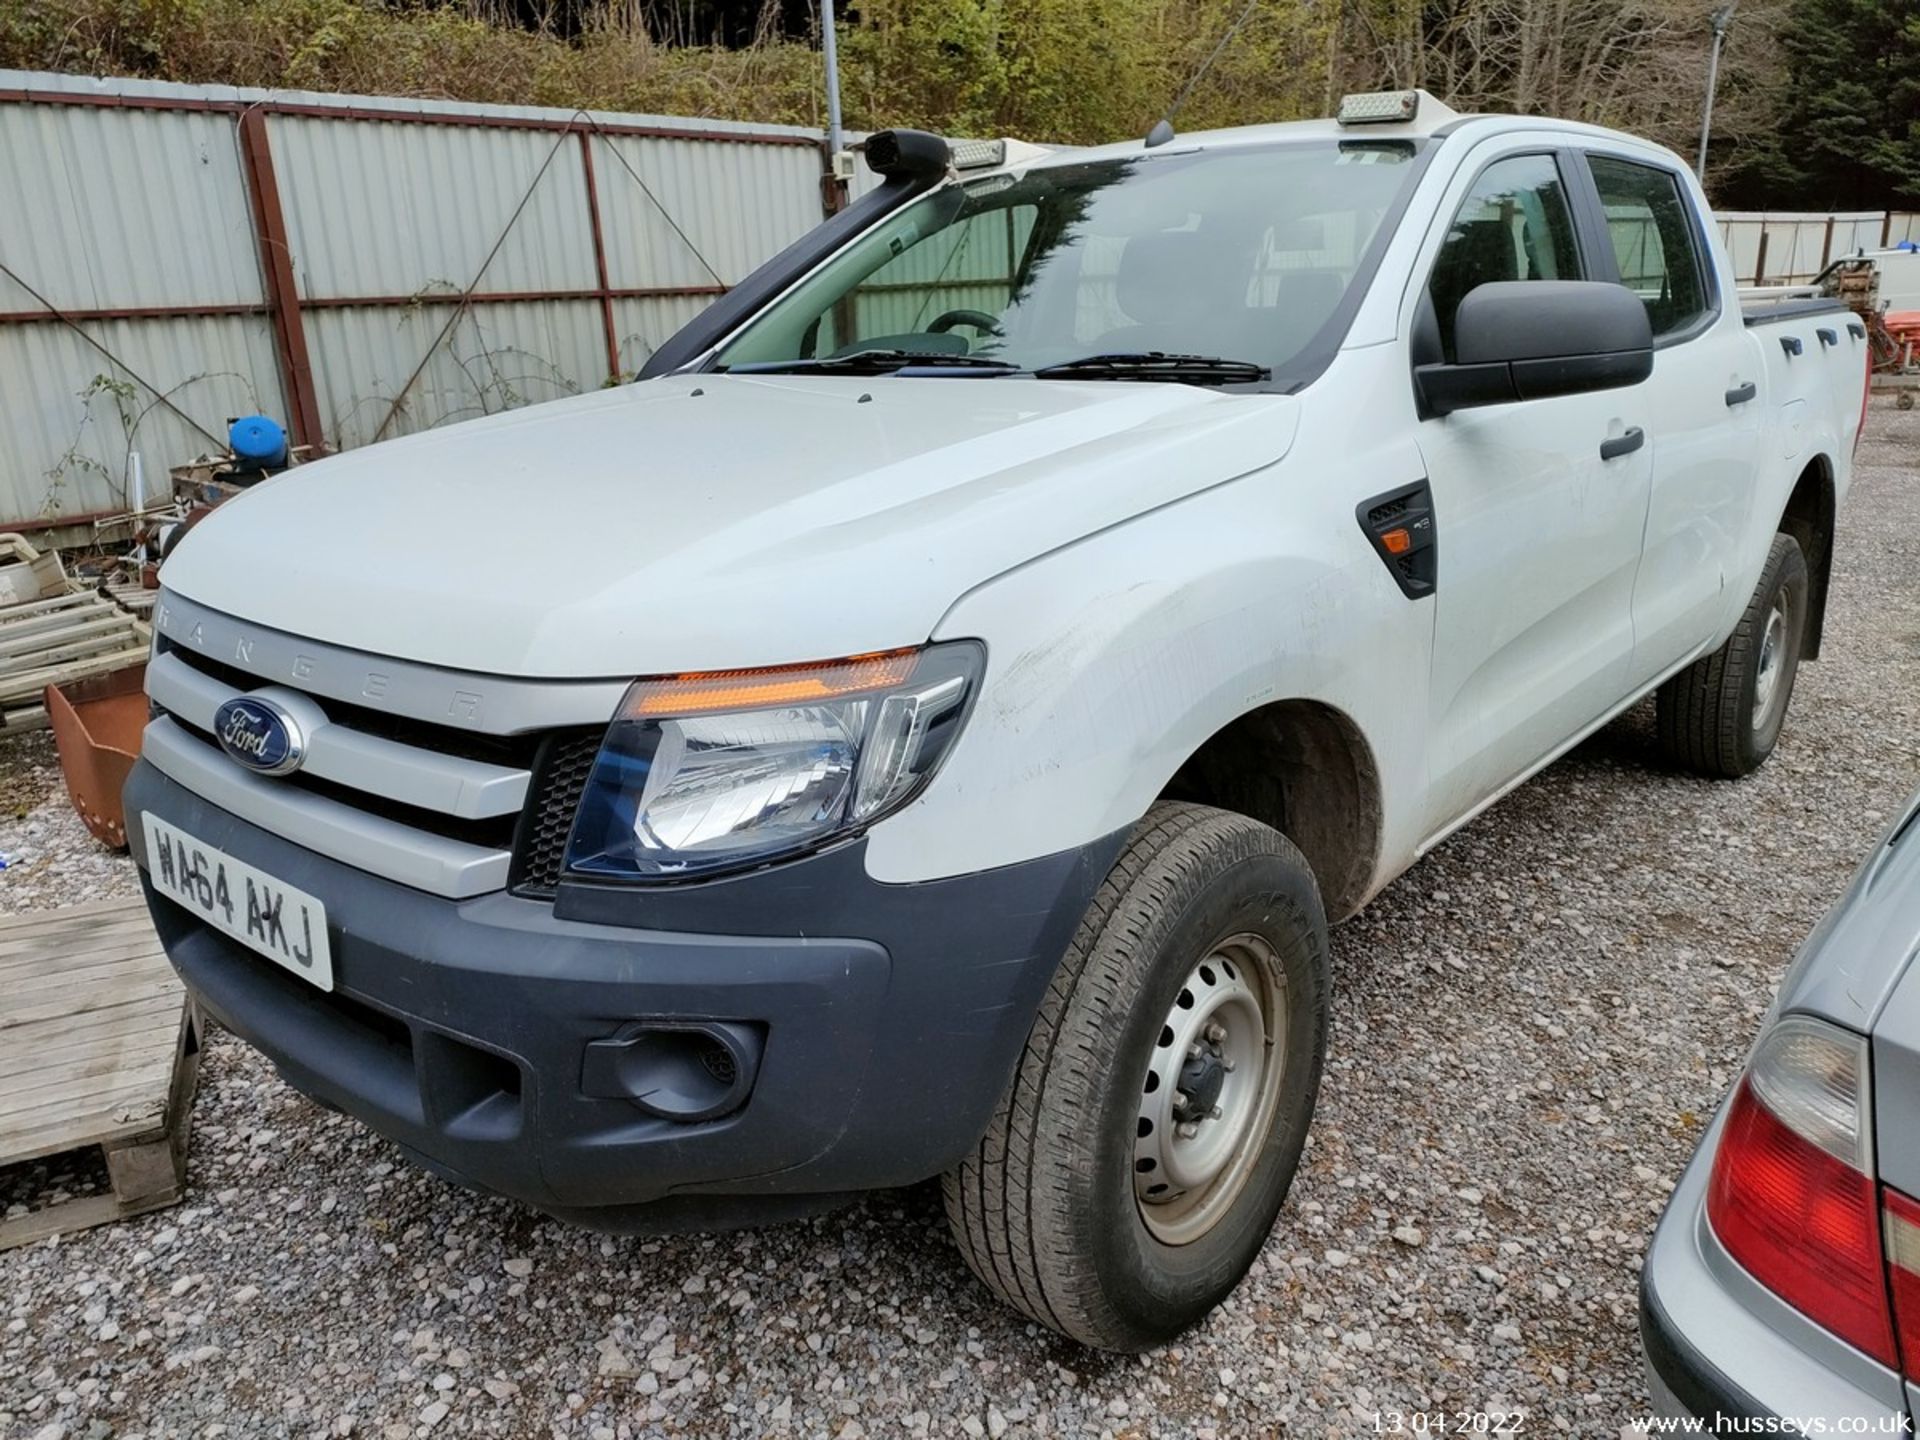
1656 532 1809 778
942 802 1329 1351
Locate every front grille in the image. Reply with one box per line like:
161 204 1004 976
512 731 604 896
148 628 612 901
166 643 533 768
158 710 518 851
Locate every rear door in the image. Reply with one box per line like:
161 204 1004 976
1575 149 1765 687
1410 146 1656 834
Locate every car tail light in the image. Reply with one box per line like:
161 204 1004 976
1883 1188 1920 1377
1706 1015 1896 1365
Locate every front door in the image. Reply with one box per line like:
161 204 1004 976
1412 150 1656 835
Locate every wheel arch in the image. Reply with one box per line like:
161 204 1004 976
1779 454 1836 660
1158 697 1384 922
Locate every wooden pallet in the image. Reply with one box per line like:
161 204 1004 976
100 578 158 619
0 589 151 733
0 898 199 1250
0 532 68 608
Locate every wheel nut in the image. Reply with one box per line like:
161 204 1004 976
1204 1022 1226 1044
1209 1104 1223 1120
1177 1121 1199 1139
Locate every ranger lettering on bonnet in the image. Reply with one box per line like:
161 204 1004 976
128 91 1869 1351
156 598 512 726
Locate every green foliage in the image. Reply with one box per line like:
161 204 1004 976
0 0 827 116
835 0 1338 143
0 0 1337 142
1722 0 1920 207
0 0 1912 205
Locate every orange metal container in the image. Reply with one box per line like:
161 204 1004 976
45 663 148 850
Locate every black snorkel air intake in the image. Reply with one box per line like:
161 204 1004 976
636 129 954 380
862 128 951 182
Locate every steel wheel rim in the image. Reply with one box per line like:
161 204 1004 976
1752 592 1789 733
1133 934 1287 1246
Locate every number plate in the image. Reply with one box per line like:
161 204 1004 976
142 813 334 991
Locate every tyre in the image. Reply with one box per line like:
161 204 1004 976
1655 532 1810 778
943 802 1330 1351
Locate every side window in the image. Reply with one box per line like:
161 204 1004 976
1587 155 1709 339
1428 154 1584 360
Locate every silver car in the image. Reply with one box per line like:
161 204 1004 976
1642 785 1920 1427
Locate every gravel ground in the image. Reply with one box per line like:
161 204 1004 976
3 402 1918 1440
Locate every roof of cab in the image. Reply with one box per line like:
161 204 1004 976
991 90 1675 175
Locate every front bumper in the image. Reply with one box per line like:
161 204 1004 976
1640 1108 1911 1429
127 760 1119 1228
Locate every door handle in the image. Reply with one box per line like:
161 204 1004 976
1600 426 1645 461
1725 381 1757 406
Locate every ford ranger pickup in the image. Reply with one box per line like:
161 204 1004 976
127 90 1871 1350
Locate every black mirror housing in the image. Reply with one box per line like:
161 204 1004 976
1417 280 1654 418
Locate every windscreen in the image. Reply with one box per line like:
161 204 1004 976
714 139 1424 386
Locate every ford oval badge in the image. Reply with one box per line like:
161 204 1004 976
213 696 305 776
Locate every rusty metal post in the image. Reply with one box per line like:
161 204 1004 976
578 131 623 383
1884 213 1895 248
1754 229 1770 286
238 109 326 455
1821 215 1836 270
820 147 847 219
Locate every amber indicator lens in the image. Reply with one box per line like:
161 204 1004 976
623 650 920 718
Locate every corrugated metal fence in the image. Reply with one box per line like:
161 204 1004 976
7 67 1918 537
1717 210 1920 286
0 69 841 534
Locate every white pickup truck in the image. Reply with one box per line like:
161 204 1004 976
129 90 1870 1350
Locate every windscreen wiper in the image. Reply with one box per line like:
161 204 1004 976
724 349 1020 375
1031 352 1271 384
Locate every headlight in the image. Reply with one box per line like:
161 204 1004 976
564 642 982 882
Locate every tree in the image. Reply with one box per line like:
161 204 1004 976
1721 0 1920 208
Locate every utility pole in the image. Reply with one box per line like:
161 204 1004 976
1696 4 1736 184
822 0 845 163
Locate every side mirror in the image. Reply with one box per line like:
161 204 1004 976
1416 280 1653 418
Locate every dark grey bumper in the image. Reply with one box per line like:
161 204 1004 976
127 760 1120 1228
1640 1259 1771 1425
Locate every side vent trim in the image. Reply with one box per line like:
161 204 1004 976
1356 480 1439 599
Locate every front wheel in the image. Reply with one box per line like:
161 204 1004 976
1656 532 1810 778
942 802 1330 1351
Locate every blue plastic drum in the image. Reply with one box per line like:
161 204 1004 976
229 414 289 470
